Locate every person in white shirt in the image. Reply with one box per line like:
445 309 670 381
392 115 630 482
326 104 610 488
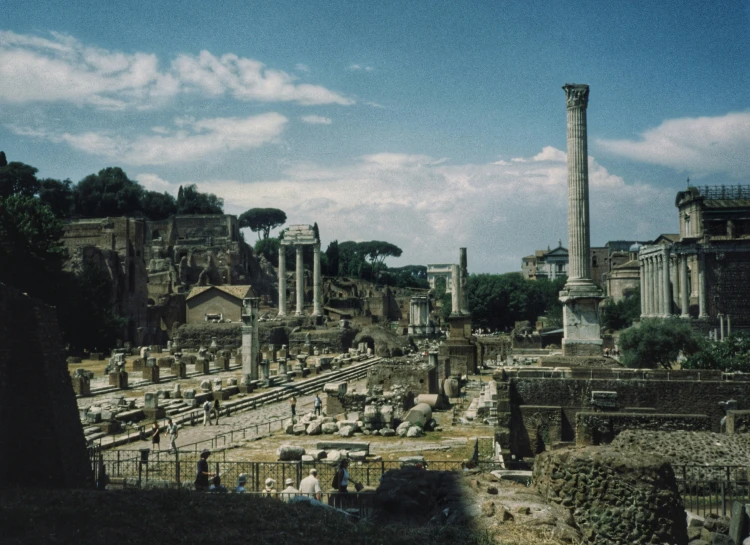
298 468 322 500
280 478 299 502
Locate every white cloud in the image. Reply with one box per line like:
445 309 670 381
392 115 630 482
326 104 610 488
10 112 288 165
348 64 374 72
597 111 750 178
300 115 332 125
0 31 353 109
139 147 675 273
295 64 310 73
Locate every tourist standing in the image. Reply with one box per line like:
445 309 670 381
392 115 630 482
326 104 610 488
202 399 212 426
194 449 213 491
280 478 299 502
166 418 178 452
235 474 248 493
313 394 322 416
150 422 161 450
209 475 227 493
290 396 297 418
212 398 221 425
299 468 322 500
262 478 277 498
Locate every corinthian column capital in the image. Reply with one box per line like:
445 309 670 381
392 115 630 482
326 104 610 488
563 83 589 109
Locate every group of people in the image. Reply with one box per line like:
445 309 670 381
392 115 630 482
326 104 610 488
150 418 179 451
193 450 356 504
604 347 620 357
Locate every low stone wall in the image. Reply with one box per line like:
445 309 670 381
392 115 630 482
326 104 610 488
508 375 750 437
533 446 688 545
173 323 242 349
726 409 750 434
575 412 710 446
611 430 750 467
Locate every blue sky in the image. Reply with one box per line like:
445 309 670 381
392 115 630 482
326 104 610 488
2 0 749 272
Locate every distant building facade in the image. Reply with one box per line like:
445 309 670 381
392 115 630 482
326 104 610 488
638 185 750 332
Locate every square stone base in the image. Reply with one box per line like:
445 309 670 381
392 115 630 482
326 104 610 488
562 339 603 357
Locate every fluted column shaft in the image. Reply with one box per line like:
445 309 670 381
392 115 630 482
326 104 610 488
639 260 646 318
278 246 287 316
680 254 690 317
643 258 651 316
698 252 708 318
662 251 671 316
451 264 460 316
646 258 653 316
564 84 591 284
295 245 304 316
459 247 469 315
313 243 321 316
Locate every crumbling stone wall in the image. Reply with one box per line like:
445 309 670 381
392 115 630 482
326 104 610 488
367 362 438 395
475 335 512 364
509 375 750 437
173 323 243 349
611 430 750 467
575 412 710 446
289 328 357 354
0 283 92 488
533 447 688 545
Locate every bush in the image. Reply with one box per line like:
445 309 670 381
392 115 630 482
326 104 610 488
619 318 702 369
682 333 750 372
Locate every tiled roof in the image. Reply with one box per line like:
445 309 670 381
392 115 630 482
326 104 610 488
186 285 255 301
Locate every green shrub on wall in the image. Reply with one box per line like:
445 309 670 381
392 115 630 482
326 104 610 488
682 332 750 372
619 318 702 369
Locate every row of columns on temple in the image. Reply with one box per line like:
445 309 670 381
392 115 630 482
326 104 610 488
638 246 713 319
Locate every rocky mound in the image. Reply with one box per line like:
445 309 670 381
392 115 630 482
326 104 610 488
533 446 687 545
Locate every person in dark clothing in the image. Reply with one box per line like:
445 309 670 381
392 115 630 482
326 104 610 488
195 449 213 491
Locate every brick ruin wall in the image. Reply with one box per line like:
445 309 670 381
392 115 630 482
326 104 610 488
706 251 750 328
0 283 92 488
505 375 750 457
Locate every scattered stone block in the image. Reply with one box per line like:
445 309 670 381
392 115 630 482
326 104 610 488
324 382 347 397
196 358 210 374
306 421 322 435
277 445 305 461
729 502 747 545
142 365 159 383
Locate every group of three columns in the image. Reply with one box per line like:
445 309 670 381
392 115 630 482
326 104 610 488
277 243 322 317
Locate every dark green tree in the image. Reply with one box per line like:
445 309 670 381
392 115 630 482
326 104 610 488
618 318 702 369
38 178 74 218
239 208 287 239
359 240 403 274
0 194 67 300
74 167 143 217
57 261 126 352
601 287 641 331
325 240 340 276
0 158 40 198
254 237 281 266
176 184 224 215
141 190 177 220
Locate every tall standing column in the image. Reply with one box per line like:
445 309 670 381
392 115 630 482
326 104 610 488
312 243 321 316
295 245 304 316
559 84 603 356
451 264 461 316
639 260 646 319
698 251 708 318
662 248 671 317
459 248 470 315
649 257 657 317
680 254 690 317
564 84 592 285
278 246 287 316
241 297 260 387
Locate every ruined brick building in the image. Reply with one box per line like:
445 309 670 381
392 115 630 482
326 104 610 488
62 215 274 345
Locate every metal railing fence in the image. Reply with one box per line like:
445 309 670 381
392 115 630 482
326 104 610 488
674 464 750 517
